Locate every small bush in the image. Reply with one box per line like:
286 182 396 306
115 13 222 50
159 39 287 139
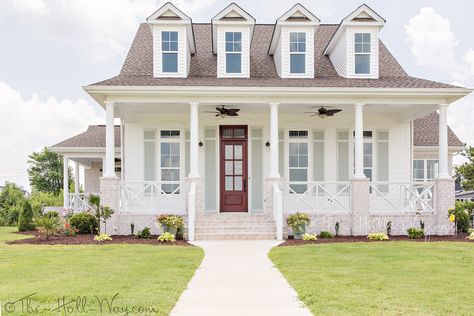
34 215 61 239
287 213 311 239
157 214 185 230
158 232 175 243
367 232 389 241
63 221 78 237
18 201 35 231
137 227 151 239
130 223 135 235
449 203 473 233
319 231 334 239
69 212 98 234
335 222 340 236
407 227 424 239
466 232 474 241
302 233 317 241
94 233 112 242
386 221 392 236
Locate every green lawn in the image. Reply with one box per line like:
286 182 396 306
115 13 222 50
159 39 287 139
270 242 474 315
0 227 203 315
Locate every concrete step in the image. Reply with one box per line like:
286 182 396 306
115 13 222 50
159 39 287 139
194 232 277 240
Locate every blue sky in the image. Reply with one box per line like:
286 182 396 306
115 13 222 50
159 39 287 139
0 0 473 188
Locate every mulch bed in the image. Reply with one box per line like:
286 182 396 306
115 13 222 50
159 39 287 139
8 231 191 246
280 234 472 246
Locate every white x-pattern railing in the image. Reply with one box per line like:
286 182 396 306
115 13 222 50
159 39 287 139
68 193 97 213
369 182 434 214
283 182 351 213
119 181 188 213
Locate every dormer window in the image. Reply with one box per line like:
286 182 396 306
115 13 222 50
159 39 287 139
162 31 178 73
225 32 242 73
289 32 306 74
354 33 371 74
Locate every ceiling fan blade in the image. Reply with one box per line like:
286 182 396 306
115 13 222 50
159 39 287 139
327 109 342 114
204 111 219 113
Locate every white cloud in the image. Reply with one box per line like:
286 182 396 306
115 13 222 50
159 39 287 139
11 0 49 15
404 7 467 80
4 0 216 64
0 82 104 189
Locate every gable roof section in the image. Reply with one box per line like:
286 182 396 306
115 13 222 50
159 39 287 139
92 23 457 89
268 4 320 55
211 3 256 54
414 112 464 147
324 4 385 55
51 125 120 148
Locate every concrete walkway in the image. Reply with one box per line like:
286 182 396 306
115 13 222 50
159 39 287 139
170 240 313 316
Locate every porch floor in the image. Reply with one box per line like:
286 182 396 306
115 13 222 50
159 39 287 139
170 240 312 316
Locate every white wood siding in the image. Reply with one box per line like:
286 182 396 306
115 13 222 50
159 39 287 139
328 29 347 77
273 35 282 77
152 25 189 78
279 26 315 79
217 25 251 78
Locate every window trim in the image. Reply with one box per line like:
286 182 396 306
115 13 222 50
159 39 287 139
287 129 310 194
354 32 371 75
161 31 178 73
289 32 306 74
158 129 184 194
225 31 242 74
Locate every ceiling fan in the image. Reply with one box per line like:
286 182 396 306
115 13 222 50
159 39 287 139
204 105 240 118
304 106 342 119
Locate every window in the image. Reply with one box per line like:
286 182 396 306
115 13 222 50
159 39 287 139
289 32 306 74
353 131 373 180
144 130 156 182
162 31 178 73
160 130 180 193
354 33 370 74
413 160 439 181
288 130 308 193
225 32 242 73
337 131 349 181
313 131 324 181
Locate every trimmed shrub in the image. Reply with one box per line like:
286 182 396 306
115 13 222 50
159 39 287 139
94 233 112 242
407 227 424 239
158 232 175 243
449 201 474 233
137 227 151 239
18 201 35 231
69 212 98 234
302 233 317 241
319 231 334 239
367 232 389 241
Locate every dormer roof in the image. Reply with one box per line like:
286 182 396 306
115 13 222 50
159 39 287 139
324 4 385 55
146 2 196 54
268 3 320 55
211 3 256 54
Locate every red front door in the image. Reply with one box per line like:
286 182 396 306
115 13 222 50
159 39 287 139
220 126 248 212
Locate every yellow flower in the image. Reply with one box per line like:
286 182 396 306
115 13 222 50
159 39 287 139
449 214 456 222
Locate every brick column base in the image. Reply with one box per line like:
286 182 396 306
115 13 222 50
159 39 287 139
433 178 455 235
100 176 119 235
351 178 370 236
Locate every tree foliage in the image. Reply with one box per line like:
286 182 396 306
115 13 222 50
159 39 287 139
0 182 26 226
27 148 72 195
455 146 474 191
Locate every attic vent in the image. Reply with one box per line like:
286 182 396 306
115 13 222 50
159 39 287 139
158 9 181 19
222 10 245 20
286 10 311 21
352 11 376 21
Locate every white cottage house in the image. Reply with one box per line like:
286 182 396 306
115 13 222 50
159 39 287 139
50 3 470 240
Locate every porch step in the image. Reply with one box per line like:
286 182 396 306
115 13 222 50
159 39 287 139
194 212 277 240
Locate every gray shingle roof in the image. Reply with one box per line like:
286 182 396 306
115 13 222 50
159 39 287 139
413 112 464 147
51 125 120 148
91 24 457 89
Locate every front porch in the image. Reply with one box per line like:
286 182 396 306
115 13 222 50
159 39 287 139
85 86 458 240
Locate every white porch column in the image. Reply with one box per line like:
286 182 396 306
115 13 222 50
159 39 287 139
63 156 69 209
189 102 199 178
74 161 80 194
269 102 280 178
104 101 116 178
438 104 449 179
354 103 365 179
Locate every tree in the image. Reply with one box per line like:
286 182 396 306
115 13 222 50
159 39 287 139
0 182 26 226
455 146 474 191
27 148 72 195
18 200 35 231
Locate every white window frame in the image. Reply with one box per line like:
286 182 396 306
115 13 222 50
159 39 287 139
354 32 371 75
161 31 178 73
287 130 310 193
143 129 157 182
289 32 306 74
413 159 439 182
351 130 375 181
225 31 242 74
158 129 184 194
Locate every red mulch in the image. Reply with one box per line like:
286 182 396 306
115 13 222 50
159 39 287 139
8 231 191 246
280 234 472 246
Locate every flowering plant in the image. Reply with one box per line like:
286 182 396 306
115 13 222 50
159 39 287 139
466 232 474 241
94 233 112 242
367 232 389 241
158 232 175 243
302 233 317 241
63 221 78 237
449 214 456 222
